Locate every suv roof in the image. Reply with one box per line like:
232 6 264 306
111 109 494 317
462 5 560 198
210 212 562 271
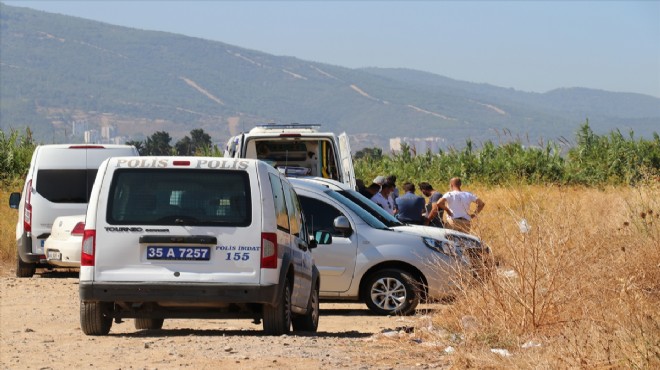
290 177 349 190
247 123 322 134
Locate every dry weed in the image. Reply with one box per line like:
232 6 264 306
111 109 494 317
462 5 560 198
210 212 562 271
429 183 659 368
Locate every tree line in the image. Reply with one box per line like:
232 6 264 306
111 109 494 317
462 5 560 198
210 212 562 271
355 122 660 186
126 129 220 156
2 122 659 187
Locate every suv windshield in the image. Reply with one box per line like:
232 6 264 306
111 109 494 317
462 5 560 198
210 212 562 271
324 189 393 230
336 189 405 227
107 169 251 226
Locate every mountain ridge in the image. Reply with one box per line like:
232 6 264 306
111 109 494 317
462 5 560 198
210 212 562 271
1 3 658 150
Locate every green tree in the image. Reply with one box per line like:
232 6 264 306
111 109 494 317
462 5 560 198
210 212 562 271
144 131 173 155
0 127 36 183
354 147 383 160
125 140 145 155
175 128 212 156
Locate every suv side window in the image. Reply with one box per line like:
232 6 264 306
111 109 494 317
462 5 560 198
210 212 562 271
299 196 345 236
268 173 290 232
282 182 303 238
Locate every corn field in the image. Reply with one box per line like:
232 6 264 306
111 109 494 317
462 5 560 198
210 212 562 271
1 122 659 187
355 122 660 187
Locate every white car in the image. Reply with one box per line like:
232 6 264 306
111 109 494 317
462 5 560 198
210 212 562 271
44 214 85 267
290 177 490 316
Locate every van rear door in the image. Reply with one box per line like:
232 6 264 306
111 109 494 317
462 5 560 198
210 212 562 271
93 163 262 285
224 134 245 158
338 133 356 189
85 146 139 168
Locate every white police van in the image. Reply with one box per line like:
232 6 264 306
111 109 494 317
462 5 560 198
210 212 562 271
9 144 139 277
224 123 356 189
79 156 323 336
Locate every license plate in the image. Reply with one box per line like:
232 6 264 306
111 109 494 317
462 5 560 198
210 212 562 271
47 251 62 260
146 246 210 261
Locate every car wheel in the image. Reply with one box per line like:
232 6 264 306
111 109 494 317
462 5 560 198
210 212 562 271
16 254 36 278
134 318 164 330
80 301 112 335
363 269 420 316
292 281 320 332
263 277 292 335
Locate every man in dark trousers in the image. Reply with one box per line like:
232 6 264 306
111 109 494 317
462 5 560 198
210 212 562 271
394 182 426 225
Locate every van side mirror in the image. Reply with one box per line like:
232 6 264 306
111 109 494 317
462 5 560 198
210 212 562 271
333 216 352 237
313 230 333 245
9 192 21 209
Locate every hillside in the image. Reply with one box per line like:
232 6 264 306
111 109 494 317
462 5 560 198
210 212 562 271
1 3 659 150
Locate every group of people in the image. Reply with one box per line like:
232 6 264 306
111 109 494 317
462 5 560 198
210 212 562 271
357 175 485 234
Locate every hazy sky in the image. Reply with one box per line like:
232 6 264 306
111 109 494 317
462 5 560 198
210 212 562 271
5 1 660 98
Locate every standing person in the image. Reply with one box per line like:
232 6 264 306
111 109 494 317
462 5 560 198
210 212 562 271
356 179 372 198
394 182 426 225
366 183 381 198
419 182 444 227
386 175 399 213
436 177 485 233
371 182 396 215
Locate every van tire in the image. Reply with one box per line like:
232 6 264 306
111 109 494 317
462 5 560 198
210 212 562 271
134 318 164 330
263 277 292 335
292 281 319 332
16 254 36 278
80 301 112 335
363 269 420 316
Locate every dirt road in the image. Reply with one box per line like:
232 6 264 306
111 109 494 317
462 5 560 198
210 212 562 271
0 268 452 369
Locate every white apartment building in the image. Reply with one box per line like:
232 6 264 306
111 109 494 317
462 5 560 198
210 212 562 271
389 137 446 155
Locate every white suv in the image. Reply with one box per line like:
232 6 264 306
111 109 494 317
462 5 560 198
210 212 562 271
224 123 355 189
9 144 139 277
79 157 324 335
290 178 490 315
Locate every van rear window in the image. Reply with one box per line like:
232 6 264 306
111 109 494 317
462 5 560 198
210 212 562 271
36 169 97 203
107 169 251 226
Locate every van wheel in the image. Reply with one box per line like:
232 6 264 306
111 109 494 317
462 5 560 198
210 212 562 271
363 269 420 316
80 301 112 335
263 277 292 335
292 281 319 332
135 318 164 330
16 254 36 278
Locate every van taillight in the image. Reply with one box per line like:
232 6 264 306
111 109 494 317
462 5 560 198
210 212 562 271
68 145 105 149
24 180 32 234
173 160 190 166
71 222 85 236
81 230 96 266
260 232 278 269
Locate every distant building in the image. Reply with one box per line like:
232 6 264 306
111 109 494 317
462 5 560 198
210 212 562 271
390 137 446 155
101 126 115 142
84 130 99 144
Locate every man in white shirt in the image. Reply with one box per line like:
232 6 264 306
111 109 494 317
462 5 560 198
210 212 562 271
371 182 396 216
436 177 485 233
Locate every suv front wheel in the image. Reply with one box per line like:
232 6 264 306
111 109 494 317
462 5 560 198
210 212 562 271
363 269 420 316
292 281 319 332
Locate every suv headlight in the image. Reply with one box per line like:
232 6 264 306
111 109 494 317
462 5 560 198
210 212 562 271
445 234 482 250
422 237 454 255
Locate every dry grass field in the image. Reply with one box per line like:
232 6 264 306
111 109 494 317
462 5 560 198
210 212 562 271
427 181 660 368
1 181 658 367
